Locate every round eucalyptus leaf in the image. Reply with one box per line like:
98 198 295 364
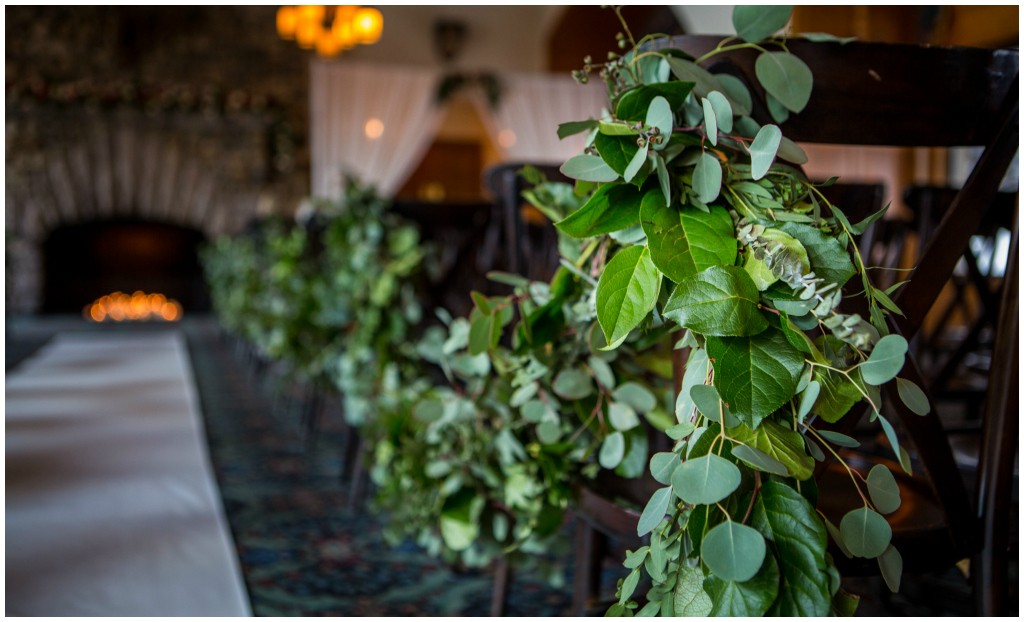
587 355 616 389
732 5 793 43
613 381 658 413
896 377 930 416
650 451 681 485
694 152 723 204
624 142 650 183
599 431 626 469
701 520 767 582
560 153 620 183
715 74 752 116
690 384 723 423
520 399 548 423
797 379 820 422
552 367 594 400
536 420 562 445
667 420 696 440
510 382 538 408
413 399 444 423
754 51 813 113
609 402 640 431
707 91 734 134
840 507 892 558
646 95 674 147
777 136 808 164
731 444 789 476
670 453 741 505
860 334 908 385
805 437 826 462
866 464 901 514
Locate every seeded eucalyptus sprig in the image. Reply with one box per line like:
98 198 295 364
556 6 930 616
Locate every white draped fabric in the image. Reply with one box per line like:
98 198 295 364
309 62 609 198
6 331 251 616
475 72 607 164
310 60 445 199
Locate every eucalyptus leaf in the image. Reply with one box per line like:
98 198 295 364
599 431 628 470
878 545 903 592
561 153 621 182
646 95 674 148
690 384 724 424
655 154 671 206
766 92 791 124
797 380 821 422
748 124 782 180
732 5 793 43
536 420 562 444
860 334 908 385
732 444 788 476
624 143 650 183
896 377 930 415
595 133 652 188
670 453 741 505
715 74 752 117
777 136 808 164
553 367 594 400
839 507 892 558
693 152 723 203
640 195 737 283
701 97 718 146
663 266 768 337
866 464 902 514
596 245 662 348
801 32 857 44
557 119 600 139
609 402 641 431
614 381 658 413
702 520 767 582
676 347 710 423
817 429 860 448
706 91 733 134
650 451 681 485
637 486 673 537
755 51 813 113
666 421 696 440
666 57 724 99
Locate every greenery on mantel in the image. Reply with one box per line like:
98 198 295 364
551 6 926 616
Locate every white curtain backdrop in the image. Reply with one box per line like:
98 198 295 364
474 72 608 164
310 60 445 199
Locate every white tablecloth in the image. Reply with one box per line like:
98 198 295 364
6 331 251 616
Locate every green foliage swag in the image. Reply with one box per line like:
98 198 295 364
552 6 927 616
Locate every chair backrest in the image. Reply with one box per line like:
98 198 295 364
663 35 1019 594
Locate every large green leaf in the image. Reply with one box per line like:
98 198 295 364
755 51 813 113
663 266 768 337
674 565 713 616
560 153 620 182
811 365 865 423
707 326 804 428
616 82 695 122
730 419 815 479
596 245 662 348
860 335 908 385
777 222 856 287
702 520 766 582
704 548 779 616
753 480 831 616
840 507 892 558
732 5 793 43
555 182 643 238
671 452 741 505
743 227 809 291
594 133 651 188
640 194 737 283
693 152 723 203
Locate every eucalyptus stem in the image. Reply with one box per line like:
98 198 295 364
806 360 880 413
695 41 767 64
804 425 871 506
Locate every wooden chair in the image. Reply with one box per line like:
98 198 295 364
656 35 1019 615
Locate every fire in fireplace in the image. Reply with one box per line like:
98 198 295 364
84 291 183 323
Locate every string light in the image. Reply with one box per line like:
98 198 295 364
276 5 383 58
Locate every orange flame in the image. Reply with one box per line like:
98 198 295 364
84 291 184 323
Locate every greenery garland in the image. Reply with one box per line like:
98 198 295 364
551 6 927 616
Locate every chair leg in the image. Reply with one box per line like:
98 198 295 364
490 556 512 616
571 517 605 616
973 228 1018 616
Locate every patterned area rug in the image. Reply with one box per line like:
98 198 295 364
184 319 584 616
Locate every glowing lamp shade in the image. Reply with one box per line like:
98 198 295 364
296 20 321 49
498 129 517 149
331 16 357 50
276 6 298 39
352 7 383 44
316 30 342 56
364 117 384 140
296 5 326 24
